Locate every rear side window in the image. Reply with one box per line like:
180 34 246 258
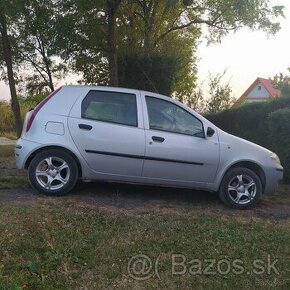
81 90 138 127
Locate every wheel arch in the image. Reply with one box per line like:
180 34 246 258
24 145 83 178
219 160 266 193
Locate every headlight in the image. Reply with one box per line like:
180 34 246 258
270 153 281 165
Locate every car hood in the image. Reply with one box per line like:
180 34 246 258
218 129 274 156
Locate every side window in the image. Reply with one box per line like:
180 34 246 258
81 90 138 127
146 96 204 137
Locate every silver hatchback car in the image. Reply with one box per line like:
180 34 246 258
15 86 283 209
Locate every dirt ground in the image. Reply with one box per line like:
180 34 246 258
1 166 290 220
1 143 290 217
0 137 16 146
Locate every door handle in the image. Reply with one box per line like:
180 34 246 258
152 136 165 143
78 124 92 130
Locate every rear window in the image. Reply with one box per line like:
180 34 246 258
81 90 138 127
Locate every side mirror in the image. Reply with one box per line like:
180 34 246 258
207 127 215 137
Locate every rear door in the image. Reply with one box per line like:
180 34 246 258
68 88 145 177
142 94 220 184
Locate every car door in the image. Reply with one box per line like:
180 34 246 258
142 94 220 184
68 88 145 177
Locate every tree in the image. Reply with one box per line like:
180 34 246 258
106 0 122 86
118 52 182 95
57 0 284 93
182 71 234 113
56 0 123 86
183 87 207 113
163 0 284 42
55 0 108 85
17 0 67 94
0 1 23 137
272 69 290 96
117 0 200 96
118 0 284 96
206 71 234 114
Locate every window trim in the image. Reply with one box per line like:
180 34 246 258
81 90 138 128
145 96 205 138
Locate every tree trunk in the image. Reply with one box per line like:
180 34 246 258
141 0 153 53
107 0 121 86
0 15 23 137
44 57 55 92
39 36 55 92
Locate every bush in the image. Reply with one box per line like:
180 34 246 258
268 108 290 181
0 101 16 134
207 95 290 181
0 93 47 138
18 93 47 108
0 99 39 138
118 53 180 96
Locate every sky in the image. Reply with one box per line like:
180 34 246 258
196 0 290 100
0 0 289 101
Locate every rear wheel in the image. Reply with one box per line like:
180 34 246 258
28 149 78 196
219 167 262 209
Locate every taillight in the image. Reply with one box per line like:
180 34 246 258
26 87 62 132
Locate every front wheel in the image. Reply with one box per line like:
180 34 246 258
219 167 262 209
28 149 79 196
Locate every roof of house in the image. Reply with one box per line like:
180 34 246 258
235 77 281 105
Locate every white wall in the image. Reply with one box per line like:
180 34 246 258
247 83 270 99
245 98 266 103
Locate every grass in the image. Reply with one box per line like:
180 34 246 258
0 131 17 140
0 146 27 189
1 204 290 289
0 100 31 139
0 146 290 289
0 145 14 157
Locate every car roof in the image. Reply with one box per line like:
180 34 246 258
62 85 168 98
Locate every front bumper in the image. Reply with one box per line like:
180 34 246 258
264 166 284 193
15 138 41 169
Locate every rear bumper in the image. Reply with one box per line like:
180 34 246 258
264 166 284 193
15 138 41 169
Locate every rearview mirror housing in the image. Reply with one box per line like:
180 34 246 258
207 127 215 137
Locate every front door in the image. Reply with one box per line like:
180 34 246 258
142 95 220 184
68 89 145 177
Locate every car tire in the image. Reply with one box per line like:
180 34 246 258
28 149 79 196
219 167 262 209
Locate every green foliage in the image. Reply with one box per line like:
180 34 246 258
0 0 67 94
268 108 290 181
18 93 47 108
0 94 46 136
118 1 201 97
55 0 107 85
206 71 233 114
272 69 290 96
181 87 207 113
183 71 233 113
118 53 180 95
207 94 290 180
0 0 287 137
17 0 68 93
55 0 284 93
0 101 16 134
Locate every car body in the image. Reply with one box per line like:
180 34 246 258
15 86 284 208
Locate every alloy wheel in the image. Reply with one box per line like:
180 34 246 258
227 174 257 205
35 156 70 190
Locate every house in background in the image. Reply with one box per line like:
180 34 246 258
235 77 281 106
